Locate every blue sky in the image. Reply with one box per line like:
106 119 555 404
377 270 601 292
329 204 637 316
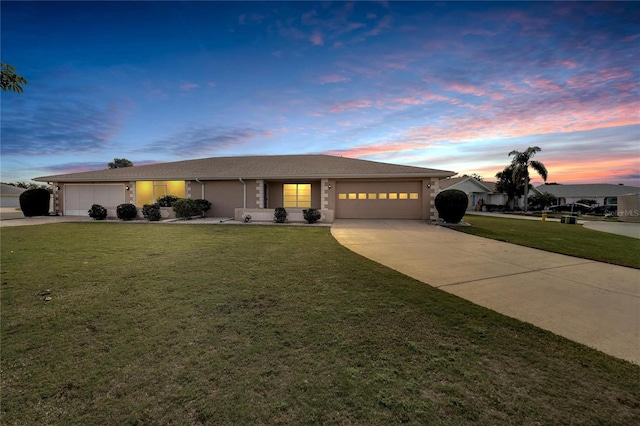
1 1 638 185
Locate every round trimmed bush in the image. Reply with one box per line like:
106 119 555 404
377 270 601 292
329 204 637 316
19 188 50 217
156 195 180 207
303 208 321 224
142 203 161 221
274 207 287 223
435 189 468 223
173 198 197 219
88 204 108 220
116 203 138 220
193 199 212 217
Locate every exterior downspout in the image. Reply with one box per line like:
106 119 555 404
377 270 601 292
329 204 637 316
195 178 205 199
238 177 246 208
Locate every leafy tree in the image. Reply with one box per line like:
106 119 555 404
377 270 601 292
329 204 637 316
0 63 28 93
508 146 548 212
495 166 523 210
463 173 484 181
108 158 133 169
528 192 557 210
2 181 51 192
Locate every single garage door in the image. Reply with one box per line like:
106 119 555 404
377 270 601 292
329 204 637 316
336 181 422 219
64 184 125 216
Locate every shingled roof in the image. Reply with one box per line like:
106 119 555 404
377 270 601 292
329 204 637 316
34 155 455 182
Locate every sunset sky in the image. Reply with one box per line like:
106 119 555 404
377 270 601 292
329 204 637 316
1 1 638 186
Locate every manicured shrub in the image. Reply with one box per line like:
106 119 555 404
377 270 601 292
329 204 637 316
19 188 50 217
142 203 162 221
116 203 138 221
193 199 212 217
173 198 197 219
156 195 180 207
303 208 321 224
274 207 287 223
435 189 468 223
88 204 108 220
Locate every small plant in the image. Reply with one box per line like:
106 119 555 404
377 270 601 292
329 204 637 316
19 188 50 217
434 189 468 223
156 195 180 207
303 208 321 224
142 203 162 221
88 204 108 220
193 199 212 218
274 207 287 223
173 198 197 219
242 213 252 223
116 203 138 221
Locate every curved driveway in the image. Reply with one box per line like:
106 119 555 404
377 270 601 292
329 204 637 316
331 219 640 365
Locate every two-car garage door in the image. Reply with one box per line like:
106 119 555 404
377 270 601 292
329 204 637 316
335 181 422 219
64 184 125 216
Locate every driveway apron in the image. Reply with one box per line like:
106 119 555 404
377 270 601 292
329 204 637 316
331 219 640 365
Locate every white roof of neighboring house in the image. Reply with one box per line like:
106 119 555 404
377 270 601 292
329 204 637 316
439 176 494 192
535 184 640 198
34 154 456 182
0 184 26 196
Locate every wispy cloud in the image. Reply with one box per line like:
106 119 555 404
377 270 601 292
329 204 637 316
139 125 275 156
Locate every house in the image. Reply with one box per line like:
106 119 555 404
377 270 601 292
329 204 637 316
34 155 455 222
438 176 507 210
535 184 640 209
0 183 25 208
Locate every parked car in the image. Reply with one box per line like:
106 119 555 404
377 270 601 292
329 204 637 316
548 203 593 214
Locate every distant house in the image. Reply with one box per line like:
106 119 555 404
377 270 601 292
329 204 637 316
438 176 506 210
0 184 25 208
34 154 455 221
535 184 640 209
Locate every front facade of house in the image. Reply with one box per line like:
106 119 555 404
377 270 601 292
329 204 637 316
535 184 640 209
34 155 455 222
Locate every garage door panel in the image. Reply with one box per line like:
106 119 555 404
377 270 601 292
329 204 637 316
336 181 422 219
65 185 125 216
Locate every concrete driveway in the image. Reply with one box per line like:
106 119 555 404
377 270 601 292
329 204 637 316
331 219 640 365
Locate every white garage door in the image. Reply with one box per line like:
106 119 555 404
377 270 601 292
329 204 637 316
64 184 125 216
336 181 423 219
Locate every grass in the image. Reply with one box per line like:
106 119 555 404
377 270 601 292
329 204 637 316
2 223 639 425
457 215 640 269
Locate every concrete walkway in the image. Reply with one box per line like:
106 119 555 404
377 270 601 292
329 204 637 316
331 219 640 365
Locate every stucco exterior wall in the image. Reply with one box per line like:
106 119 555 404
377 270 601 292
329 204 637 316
201 180 257 218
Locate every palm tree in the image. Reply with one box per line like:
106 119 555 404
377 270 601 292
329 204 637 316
508 146 548 212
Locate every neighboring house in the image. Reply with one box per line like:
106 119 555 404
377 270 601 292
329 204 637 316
438 176 507 210
535 184 640 209
34 154 455 221
0 183 25 208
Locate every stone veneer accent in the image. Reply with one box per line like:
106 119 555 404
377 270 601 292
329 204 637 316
321 178 329 210
429 178 438 220
256 180 264 208
53 184 60 213
185 181 192 199
129 181 136 205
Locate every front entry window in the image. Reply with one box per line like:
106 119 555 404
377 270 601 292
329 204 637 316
283 184 311 208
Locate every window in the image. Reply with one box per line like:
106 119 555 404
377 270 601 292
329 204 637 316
368 193 377 199
379 193 387 199
358 193 367 199
338 193 347 200
348 193 357 200
399 193 408 200
388 193 398 199
410 193 419 200
283 184 311 208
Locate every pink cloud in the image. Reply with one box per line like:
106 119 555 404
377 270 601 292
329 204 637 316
318 74 350 84
329 99 377 113
310 32 324 46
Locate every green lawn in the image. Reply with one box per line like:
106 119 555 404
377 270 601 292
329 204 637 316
458 215 640 269
2 223 639 424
